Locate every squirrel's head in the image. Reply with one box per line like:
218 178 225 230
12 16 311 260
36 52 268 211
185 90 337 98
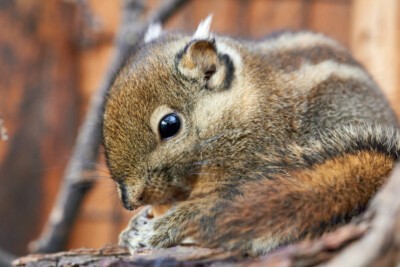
103 16 258 210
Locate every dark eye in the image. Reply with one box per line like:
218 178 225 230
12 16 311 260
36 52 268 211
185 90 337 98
158 113 181 140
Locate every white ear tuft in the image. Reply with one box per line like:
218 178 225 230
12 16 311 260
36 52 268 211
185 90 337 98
144 22 163 43
192 14 213 40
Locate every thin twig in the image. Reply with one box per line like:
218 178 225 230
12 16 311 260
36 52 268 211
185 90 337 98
0 116 8 141
30 0 189 253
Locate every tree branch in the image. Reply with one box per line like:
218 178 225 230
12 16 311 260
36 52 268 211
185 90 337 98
0 247 15 267
13 245 235 267
0 116 8 141
30 0 190 253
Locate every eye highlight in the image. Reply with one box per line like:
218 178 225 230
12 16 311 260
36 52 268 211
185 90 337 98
158 113 181 140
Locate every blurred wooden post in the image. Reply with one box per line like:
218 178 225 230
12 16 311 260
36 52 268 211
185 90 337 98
0 0 80 255
351 0 400 115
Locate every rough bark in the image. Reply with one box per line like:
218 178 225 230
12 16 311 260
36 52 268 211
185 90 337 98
13 245 235 267
10 225 368 266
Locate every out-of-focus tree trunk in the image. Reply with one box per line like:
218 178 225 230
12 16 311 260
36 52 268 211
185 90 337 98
0 0 80 255
351 0 400 115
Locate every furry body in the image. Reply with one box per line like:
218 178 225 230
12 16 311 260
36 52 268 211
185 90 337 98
103 22 399 255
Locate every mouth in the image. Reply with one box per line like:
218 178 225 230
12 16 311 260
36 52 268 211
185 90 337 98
117 179 192 210
120 196 144 211
121 201 135 211
117 182 143 210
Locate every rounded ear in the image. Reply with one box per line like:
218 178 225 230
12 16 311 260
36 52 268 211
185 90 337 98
177 39 234 90
178 39 218 80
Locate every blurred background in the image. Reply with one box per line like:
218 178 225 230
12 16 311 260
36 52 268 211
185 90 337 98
0 0 399 257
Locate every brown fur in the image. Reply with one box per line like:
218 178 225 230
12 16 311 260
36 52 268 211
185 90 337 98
207 151 394 254
103 26 399 255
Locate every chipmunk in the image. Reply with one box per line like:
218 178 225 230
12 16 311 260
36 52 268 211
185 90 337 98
102 16 400 256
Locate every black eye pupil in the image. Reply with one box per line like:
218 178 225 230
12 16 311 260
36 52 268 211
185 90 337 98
159 113 181 140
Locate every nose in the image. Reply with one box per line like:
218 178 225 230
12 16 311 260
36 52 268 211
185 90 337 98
117 182 145 210
119 183 134 210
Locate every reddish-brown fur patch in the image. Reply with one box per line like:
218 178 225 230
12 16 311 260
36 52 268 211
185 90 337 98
207 151 394 253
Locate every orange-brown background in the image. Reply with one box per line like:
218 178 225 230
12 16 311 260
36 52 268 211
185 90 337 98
0 0 399 256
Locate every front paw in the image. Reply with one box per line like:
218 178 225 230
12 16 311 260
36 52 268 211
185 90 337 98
119 206 155 253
